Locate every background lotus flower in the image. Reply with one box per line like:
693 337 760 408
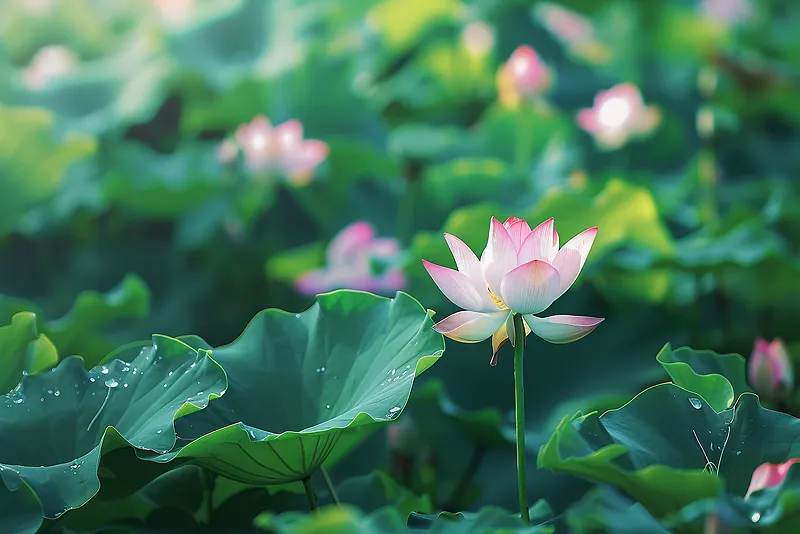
577 83 661 150
460 21 495 58
700 0 752 27
749 337 794 399
295 221 405 296
22 45 78 91
496 46 552 109
745 458 800 499
423 217 603 364
533 3 611 64
220 114 328 186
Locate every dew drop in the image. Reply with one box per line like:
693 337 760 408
39 398 44 402
123 383 129 388
391 369 396 376
736 450 742 456
688 398 702 410
101 367 109 375
13 398 24 404
53 389 60 397
104 378 119 388
122 366 130 372
163 383 168 388
89 377 96 383
295 314 301 318
326 404 331 409
168 371 173 377
47 389 52 394
751 512 761 523
22 370 28 376
156 429 163 434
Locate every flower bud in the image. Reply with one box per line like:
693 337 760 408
749 338 794 399
746 458 800 499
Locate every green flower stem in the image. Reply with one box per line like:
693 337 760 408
302 477 320 511
320 466 340 505
512 312 531 524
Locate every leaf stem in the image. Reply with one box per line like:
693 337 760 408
512 312 531 524
444 444 486 510
320 466 340 505
303 477 320 511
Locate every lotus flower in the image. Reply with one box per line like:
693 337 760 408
295 221 405 296
219 115 328 186
423 217 603 364
150 0 194 25
460 21 495 58
745 458 800 499
22 46 77 91
496 46 552 109
577 83 661 150
749 338 794 400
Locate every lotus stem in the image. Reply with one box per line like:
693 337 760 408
302 477 319 511
512 312 531 524
320 466 340 505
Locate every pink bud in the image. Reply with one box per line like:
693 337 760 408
23 46 77 91
745 458 800 499
749 338 794 399
386 416 420 455
498 46 551 98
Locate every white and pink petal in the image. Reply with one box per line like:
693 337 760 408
523 314 604 344
433 310 510 343
480 217 518 297
518 218 556 264
551 227 598 297
422 261 494 311
444 233 485 286
499 260 561 315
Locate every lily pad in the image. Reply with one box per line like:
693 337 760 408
0 312 58 395
656 343 751 412
406 501 554 533
564 485 669 533
0 335 227 519
538 384 800 519
147 290 444 485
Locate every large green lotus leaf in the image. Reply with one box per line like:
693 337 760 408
538 385 800 519
0 274 150 368
672 220 788 270
0 312 58 395
0 106 96 236
0 470 42 534
656 343 751 412
146 291 444 485
665 463 800 531
0 335 227 518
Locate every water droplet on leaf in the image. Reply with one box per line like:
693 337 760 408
688 398 702 409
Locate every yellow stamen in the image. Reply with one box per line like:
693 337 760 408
488 287 509 310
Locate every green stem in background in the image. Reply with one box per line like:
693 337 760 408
513 107 533 179
512 312 531 524
303 477 320 511
320 466 340 505
397 160 423 247
201 469 217 524
444 444 487 510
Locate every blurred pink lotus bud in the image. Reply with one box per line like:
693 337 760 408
216 139 239 165
295 221 405 296
460 21 495 58
18 0 54 15
22 46 77 91
150 0 193 24
496 46 552 108
577 83 661 150
386 416 421 455
700 0 752 27
745 458 800 499
232 115 328 185
533 3 611 64
749 338 794 399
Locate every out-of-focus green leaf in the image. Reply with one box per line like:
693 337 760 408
0 471 42 534
337 470 433 518
565 485 669 534
0 106 96 236
0 312 58 395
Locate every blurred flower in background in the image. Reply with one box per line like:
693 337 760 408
700 0 753 27
746 458 800 499
22 45 77 91
150 0 194 25
219 115 329 186
749 338 794 400
533 2 612 64
460 21 495 58
496 45 552 109
295 221 405 296
576 83 661 150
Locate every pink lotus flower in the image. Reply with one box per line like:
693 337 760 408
219 115 328 186
150 0 194 25
460 21 495 58
496 46 552 108
295 221 405 296
577 83 661 150
423 217 603 363
22 46 77 91
745 458 800 499
749 338 794 400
